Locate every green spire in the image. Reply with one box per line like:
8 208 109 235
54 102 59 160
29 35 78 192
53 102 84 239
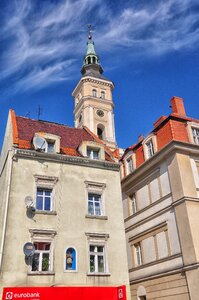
81 25 103 76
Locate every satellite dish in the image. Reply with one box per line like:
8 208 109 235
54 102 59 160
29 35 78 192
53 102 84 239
23 242 35 257
25 196 33 207
33 136 47 152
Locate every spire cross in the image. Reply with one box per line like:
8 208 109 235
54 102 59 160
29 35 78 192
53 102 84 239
87 24 94 39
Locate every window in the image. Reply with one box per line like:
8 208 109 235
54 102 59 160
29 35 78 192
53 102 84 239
29 229 56 274
32 242 51 272
146 139 154 158
87 148 99 159
88 193 102 216
89 245 105 273
126 157 134 174
97 124 105 140
134 243 142 266
92 89 97 97
85 232 109 275
101 91 105 99
129 194 137 215
65 247 77 271
192 127 199 145
36 188 52 211
139 296 147 300
47 141 55 153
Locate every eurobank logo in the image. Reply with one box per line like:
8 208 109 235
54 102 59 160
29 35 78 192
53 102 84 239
5 292 13 299
5 292 40 300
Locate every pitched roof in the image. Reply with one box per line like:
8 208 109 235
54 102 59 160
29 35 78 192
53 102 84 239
10 110 114 161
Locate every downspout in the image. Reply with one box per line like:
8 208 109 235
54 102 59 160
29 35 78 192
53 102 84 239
0 149 14 270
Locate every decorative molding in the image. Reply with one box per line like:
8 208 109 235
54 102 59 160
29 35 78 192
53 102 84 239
85 232 109 241
14 149 120 171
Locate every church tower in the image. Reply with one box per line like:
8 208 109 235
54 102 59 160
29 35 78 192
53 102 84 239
72 28 117 150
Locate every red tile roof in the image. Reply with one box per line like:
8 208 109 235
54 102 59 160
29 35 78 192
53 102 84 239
10 110 115 161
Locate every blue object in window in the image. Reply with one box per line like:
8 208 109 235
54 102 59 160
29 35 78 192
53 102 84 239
66 248 76 271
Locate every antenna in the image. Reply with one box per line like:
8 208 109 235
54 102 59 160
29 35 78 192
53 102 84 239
25 112 30 118
37 105 43 119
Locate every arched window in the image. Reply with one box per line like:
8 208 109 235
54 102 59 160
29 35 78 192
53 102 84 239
93 57 96 64
88 57 91 64
65 247 76 271
92 89 97 97
101 91 105 99
97 124 105 140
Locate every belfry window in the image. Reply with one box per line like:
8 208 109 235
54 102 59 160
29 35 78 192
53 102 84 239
101 91 105 99
88 57 91 64
92 89 97 97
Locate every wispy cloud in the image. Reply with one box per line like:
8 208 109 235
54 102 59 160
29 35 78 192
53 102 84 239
0 0 199 93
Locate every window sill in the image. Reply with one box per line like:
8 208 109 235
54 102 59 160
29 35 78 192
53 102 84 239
28 271 55 276
35 210 57 215
85 214 108 220
87 272 111 277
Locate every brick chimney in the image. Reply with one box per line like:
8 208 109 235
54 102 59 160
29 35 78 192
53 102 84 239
170 96 186 116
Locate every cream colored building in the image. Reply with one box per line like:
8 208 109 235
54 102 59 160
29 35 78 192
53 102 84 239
0 33 130 300
121 97 199 300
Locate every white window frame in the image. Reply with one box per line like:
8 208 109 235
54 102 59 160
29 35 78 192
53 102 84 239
87 148 99 160
32 242 51 272
89 245 106 273
88 193 102 216
187 122 199 145
129 193 137 215
143 135 157 160
85 232 109 275
134 243 142 266
85 181 106 218
126 156 134 174
34 175 58 213
29 229 56 274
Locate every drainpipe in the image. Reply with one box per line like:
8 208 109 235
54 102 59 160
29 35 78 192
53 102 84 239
0 149 14 270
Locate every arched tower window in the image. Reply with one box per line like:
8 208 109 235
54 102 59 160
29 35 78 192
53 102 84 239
65 247 76 271
97 124 105 140
88 57 91 64
101 91 105 99
93 57 96 64
92 89 97 97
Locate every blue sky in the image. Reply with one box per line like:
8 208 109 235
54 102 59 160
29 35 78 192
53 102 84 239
1 0 199 149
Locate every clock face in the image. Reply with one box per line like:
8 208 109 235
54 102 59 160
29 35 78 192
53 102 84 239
96 110 104 117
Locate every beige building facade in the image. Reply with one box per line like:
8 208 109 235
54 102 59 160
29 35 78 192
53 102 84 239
0 33 130 300
121 97 199 300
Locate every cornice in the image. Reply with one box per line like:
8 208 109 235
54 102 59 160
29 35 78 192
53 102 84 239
13 149 120 171
72 76 114 96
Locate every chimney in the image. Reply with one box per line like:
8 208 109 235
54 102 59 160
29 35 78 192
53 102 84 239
170 96 186 116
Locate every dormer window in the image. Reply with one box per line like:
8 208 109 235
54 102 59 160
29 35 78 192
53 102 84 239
143 135 157 160
92 89 97 97
78 141 105 161
87 148 99 160
33 133 60 154
146 139 154 158
47 141 55 153
192 127 199 145
126 157 134 174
